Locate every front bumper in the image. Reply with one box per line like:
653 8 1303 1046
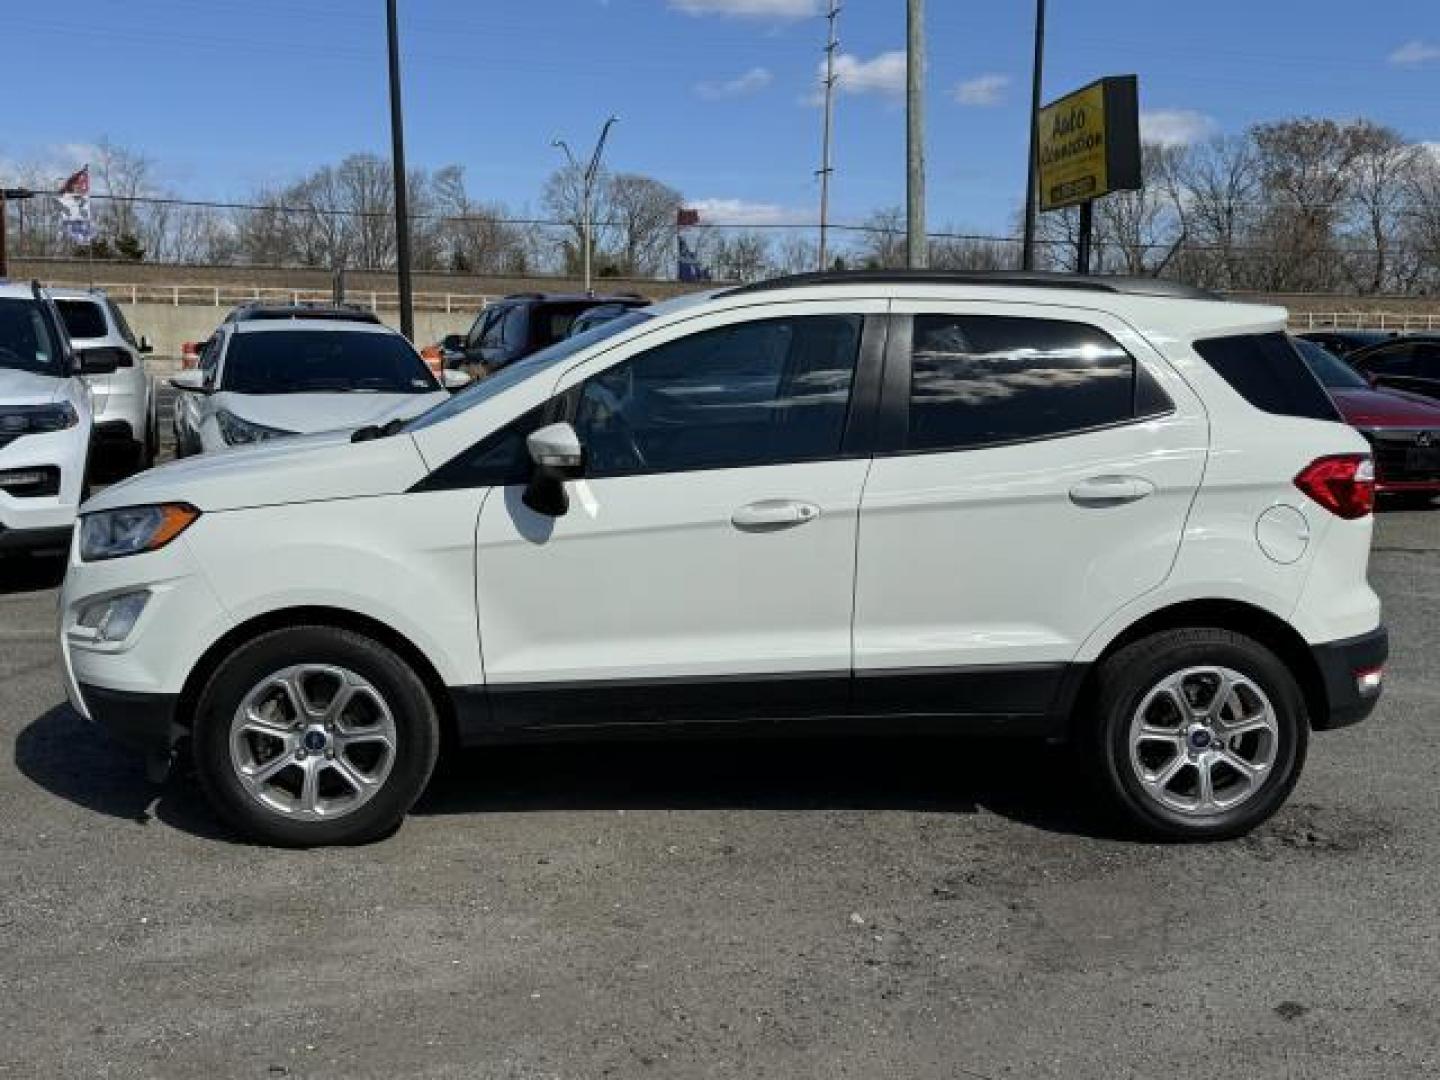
0 523 72 552
1310 625 1389 730
76 683 180 752
0 425 88 537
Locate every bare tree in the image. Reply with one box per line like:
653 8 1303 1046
605 173 682 277
1344 123 1420 293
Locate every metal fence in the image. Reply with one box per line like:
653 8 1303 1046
1295 311 1440 332
85 281 498 314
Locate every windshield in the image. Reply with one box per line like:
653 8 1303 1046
222 329 440 395
0 298 64 377
405 309 652 433
1293 337 1368 390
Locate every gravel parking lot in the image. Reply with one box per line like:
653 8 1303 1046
1 503 1436 1079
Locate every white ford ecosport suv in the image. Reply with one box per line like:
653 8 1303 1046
60 272 1387 847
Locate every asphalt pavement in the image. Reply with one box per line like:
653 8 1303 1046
1 498 1436 1079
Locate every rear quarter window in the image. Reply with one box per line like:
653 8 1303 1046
1193 332 1340 422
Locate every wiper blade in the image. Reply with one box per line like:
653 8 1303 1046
350 417 408 443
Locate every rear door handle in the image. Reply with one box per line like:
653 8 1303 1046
1069 475 1155 507
731 499 821 530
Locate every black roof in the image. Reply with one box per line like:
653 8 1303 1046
721 269 1222 301
224 302 382 324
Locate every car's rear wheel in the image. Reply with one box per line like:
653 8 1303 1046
1089 628 1308 841
191 626 440 847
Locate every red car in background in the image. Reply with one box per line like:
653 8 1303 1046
1295 337 1440 501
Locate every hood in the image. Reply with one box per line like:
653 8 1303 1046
1330 387 1440 428
0 368 63 403
83 429 431 515
214 390 449 434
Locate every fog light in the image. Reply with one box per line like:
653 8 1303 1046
1355 666 1383 696
75 591 150 643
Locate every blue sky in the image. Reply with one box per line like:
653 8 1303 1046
4 0 1437 234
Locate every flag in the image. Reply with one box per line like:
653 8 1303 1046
57 165 94 244
59 165 90 197
676 207 710 280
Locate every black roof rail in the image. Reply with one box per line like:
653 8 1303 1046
503 291 546 300
720 269 1223 302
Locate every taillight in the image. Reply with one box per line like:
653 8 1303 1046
1294 454 1374 519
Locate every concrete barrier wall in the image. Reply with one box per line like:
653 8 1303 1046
115 301 473 360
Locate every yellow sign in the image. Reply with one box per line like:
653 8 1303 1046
1036 76 1141 212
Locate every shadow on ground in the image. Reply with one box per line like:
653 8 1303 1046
16 703 1126 844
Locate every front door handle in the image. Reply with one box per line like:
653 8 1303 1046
731 499 821 530
1069 475 1155 507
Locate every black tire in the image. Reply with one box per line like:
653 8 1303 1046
1088 627 1309 841
191 625 440 847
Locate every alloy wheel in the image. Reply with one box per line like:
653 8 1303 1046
1127 666 1280 817
229 663 398 821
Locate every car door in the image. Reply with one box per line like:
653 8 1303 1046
851 302 1208 721
472 300 886 731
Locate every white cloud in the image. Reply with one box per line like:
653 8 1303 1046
695 66 774 100
806 50 906 104
954 73 1009 106
1139 109 1218 148
684 198 794 226
1388 39 1440 66
670 0 817 17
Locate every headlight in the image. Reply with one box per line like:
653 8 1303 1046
215 409 293 446
0 402 79 437
79 504 200 562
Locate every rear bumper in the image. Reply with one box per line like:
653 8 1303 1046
76 683 181 752
1310 625 1389 731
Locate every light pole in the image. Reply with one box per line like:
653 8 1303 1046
1021 0 1047 271
905 0 927 269
553 116 619 294
385 0 414 340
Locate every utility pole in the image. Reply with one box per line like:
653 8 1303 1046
1021 0 1047 270
386 0 414 340
816 0 841 272
905 0 927 269
553 116 619 295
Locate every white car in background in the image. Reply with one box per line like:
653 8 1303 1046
172 316 468 454
0 282 102 553
51 287 159 475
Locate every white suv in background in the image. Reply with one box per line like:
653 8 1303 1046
61 272 1387 847
51 287 158 475
0 282 97 553
172 315 468 455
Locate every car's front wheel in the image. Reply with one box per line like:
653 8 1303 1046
191 626 440 846
1089 627 1309 841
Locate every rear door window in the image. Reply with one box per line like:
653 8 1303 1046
905 314 1172 452
1193 332 1339 421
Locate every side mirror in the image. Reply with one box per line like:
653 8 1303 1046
441 333 465 352
523 422 583 517
77 346 124 375
169 368 210 394
441 368 472 391
138 335 154 355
